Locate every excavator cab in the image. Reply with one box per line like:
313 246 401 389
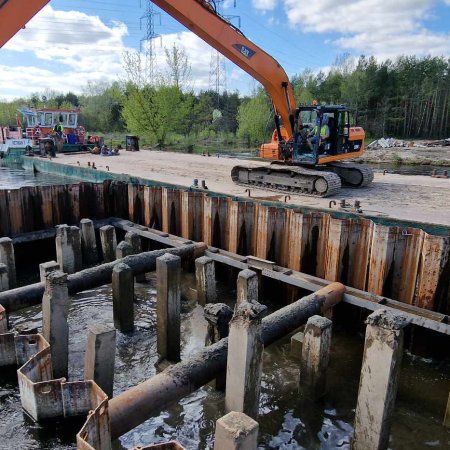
293 105 364 165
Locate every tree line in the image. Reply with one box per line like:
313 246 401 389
1 53 449 149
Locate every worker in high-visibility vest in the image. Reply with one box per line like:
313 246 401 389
309 114 330 148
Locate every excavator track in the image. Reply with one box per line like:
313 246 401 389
326 161 374 187
231 165 342 197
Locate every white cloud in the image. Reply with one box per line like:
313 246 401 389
0 5 252 99
252 0 278 11
283 0 450 59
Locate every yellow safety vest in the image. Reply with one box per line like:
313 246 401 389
314 125 328 138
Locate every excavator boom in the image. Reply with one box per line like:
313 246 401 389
152 0 296 138
0 0 50 48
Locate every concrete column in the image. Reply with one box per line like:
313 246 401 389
80 218 98 265
204 303 233 391
444 392 450 428
42 270 69 379
300 315 332 399
55 225 82 274
116 241 133 259
353 309 409 450
125 231 146 282
290 331 304 359
112 263 134 332
84 323 116 398
0 263 9 292
0 237 16 288
0 304 7 333
214 411 259 450
39 260 60 283
156 254 181 363
225 301 266 419
195 256 217 305
236 269 258 305
100 225 117 262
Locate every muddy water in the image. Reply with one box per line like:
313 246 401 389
1 273 449 450
0 163 80 189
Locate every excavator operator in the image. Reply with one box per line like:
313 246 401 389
309 114 330 152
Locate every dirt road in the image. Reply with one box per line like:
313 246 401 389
54 151 450 226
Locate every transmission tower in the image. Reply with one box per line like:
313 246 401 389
140 1 161 84
209 1 239 107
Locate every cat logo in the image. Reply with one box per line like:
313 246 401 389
232 44 256 59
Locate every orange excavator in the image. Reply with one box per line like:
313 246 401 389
150 0 374 197
1 0 373 196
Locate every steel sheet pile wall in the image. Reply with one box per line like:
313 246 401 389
1 182 449 312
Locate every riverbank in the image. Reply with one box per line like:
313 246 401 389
48 150 450 225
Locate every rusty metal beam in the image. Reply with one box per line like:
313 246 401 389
108 283 345 438
116 220 450 335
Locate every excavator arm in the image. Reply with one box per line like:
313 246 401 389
152 0 297 139
0 0 50 48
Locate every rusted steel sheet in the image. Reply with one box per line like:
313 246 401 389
323 217 350 282
76 386 110 450
181 191 204 241
17 344 65 421
8 188 23 234
0 190 10 236
203 195 230 249
415 234 450 310
15 333 49 366
144 186 162 229
63 381 103 417
0 332 16 366
40 185 55 228
128 184 145 225
315 213 330 279
253 205 285 261
391 227 424 304
282 209 304 271
367 224 397 295
228 200 255 256
0 304 7 334
162 189 182 236
347 219 373 290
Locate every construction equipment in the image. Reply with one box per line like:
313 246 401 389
0 0 373 196
151 0 373 196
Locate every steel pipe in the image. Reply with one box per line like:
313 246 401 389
109 282 345 439
0 243 206 312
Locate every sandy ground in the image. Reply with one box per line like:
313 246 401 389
359 145 450 165
53 151 450 226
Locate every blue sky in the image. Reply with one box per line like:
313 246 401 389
1 0 450 100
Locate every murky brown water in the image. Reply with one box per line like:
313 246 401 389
1 272 449 450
